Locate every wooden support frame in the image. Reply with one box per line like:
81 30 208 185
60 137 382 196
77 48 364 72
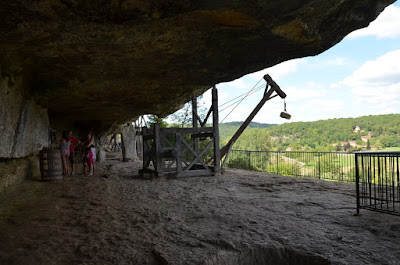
220 74 286 167
140 87 221 178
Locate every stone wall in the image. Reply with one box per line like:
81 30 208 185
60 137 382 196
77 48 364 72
0 73 50 158
0 69 50 192
121 124 137 162
0 156 41 193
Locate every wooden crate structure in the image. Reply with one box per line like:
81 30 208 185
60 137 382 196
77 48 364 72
139 87 220 178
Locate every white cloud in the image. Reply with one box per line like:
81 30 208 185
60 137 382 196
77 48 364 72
330 83 341 89
246 58 307 82
304 99 344 110
200 89 228 106
217 78 329 124
214 58 308 121
344 50 400 87
329 57 348 66
339 49 400 110
288 99 346 122
270 82 327 105
353 83 400 105
346 5 400 39
219 105 255 123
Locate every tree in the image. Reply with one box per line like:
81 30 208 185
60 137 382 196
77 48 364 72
148 115 168 128
366 139 371 150
343 143 349 152
233 128 272 151
374 140 383 150
168 95 207 128
169 102 192 128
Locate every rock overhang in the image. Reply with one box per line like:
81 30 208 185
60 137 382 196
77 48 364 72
0 0 396 130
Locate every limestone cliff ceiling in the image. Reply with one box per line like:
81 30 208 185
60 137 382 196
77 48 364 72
0 0 395 127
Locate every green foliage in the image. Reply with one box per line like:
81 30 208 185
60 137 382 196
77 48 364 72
226 156 254 170
378 135 400 147
265 114 400 149
167 95 207 128
276 162 301 176
168 103 192 128
220 114 400 152
232 128 272 151
219 122 276 143
148 115 168 128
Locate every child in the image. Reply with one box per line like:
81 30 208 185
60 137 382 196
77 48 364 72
59 131 71 176
82 132 95 176
84 146 94 176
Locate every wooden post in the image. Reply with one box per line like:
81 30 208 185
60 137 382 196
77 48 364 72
154 123 163 177
192 97 199 155
142 126 147 171
212 86 221 174
176 132 182 174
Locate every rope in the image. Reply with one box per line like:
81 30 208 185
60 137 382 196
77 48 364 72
219 77 266 124
218 78 264 108
219 84 264 112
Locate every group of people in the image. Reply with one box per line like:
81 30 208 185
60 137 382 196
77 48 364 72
59 131 96 176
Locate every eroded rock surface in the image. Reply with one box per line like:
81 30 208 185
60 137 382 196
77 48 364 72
0 0 395 131
0 74 49 158
0 154 399 265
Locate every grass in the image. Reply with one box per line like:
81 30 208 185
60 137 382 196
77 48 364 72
382 147 400 151
302 158 354 169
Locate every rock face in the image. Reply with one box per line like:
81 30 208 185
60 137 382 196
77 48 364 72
0 0 395 158
0 74 49 158
0 156 41 192
121 124 137 161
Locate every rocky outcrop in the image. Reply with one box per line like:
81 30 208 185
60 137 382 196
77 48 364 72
0 0 395 159
0 73 49 158
0 156 41 193
121 124 137 162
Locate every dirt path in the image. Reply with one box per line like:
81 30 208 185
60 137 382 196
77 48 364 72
0 152 399 265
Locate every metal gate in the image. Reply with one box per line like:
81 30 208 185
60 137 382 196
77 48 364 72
356 152 400 215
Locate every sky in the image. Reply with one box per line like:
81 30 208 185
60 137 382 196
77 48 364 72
196 1 400 125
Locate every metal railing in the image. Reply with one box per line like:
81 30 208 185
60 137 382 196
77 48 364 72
356 152 400 215
226 150 356 183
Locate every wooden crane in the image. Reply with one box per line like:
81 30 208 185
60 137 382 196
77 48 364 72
220 74 287 168
138 74 287 178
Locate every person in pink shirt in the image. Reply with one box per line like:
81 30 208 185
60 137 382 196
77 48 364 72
82 132 95 176
68 131 81 176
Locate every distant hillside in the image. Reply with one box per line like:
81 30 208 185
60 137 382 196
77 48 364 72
265 114 400 149
220 121 276 142
221 114 400 151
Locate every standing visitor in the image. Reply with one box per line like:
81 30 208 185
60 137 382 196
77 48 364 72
68 131 81 176
82 132 95 176
90 132 96 174
59 131 71 176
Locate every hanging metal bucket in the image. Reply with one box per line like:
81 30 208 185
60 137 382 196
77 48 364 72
39 148 63 181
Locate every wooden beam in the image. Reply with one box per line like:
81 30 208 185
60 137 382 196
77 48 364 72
212 86 221 173
160 127 213 134
192 97 199 154
154 123 163 177
220 86 275 159
191 132 214 139
176 132 183 173
264 74 286 99
201 107 213 127
181 137 212 171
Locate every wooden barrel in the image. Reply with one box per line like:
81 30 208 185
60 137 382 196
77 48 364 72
40 148 63 181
